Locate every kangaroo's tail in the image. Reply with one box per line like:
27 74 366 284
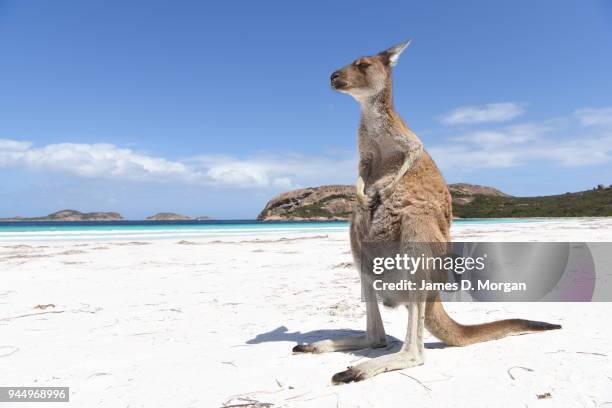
425 295 561 347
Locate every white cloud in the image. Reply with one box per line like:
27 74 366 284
0 141 194 182
428 145 523 169
574 107 612 126
0 139 32 151
190 153 355 189
429 114 612 170
430 135 612 170
449 120 564 146
0 139 356 189
3 104 609 189
541 136 612 166
439 102 525 125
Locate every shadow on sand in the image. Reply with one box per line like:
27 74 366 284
246 326 448 356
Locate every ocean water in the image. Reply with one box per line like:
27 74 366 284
0 218 546 241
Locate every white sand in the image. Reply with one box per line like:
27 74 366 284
1 218 611 407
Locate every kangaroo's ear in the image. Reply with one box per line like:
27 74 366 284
379 40 412 67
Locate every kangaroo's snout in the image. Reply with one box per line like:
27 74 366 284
330 70 347 89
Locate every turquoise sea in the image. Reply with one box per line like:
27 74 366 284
0 219 546 241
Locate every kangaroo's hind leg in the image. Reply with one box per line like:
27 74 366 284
292 273 387 353
331 291 426 384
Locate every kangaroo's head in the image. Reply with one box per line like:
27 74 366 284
330 41 411 102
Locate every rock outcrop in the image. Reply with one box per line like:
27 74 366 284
257 183 513 221
448 183 510 206
259 183 612 219
257 185 354 221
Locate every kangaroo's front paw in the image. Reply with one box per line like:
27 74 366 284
356 177 382 211
355 177 369 206
332 367 366 385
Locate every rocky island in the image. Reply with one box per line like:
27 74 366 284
145 212 193 221
256 183 506 221
0 209 124 222
0 210 214 222
258 185 354 221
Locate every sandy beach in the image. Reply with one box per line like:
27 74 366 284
1 218 611 407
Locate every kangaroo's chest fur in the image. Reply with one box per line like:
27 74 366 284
358 107 419 191
352 103 452 244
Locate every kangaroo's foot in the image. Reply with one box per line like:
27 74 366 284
293 335 387 354
331 350 424 384
332 299 426 384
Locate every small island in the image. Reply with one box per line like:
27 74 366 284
145 212 193 221
0 210 213 222
0 209 124 222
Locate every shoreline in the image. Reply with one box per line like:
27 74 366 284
2 215 612 224
1 217 610 243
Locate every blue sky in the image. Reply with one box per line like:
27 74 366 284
1 0 611 219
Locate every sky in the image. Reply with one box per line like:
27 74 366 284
1 0 611 219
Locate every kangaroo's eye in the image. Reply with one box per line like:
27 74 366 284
356 62 370 69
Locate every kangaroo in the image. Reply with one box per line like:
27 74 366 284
292 41 561 384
